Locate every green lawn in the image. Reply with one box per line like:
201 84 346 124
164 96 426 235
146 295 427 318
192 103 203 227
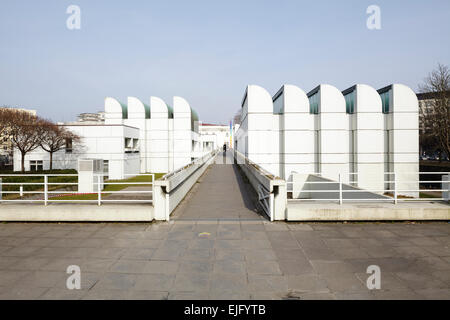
49 173 165 201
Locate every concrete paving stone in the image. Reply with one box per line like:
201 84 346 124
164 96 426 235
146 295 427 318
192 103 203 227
414 288 450 300
109 259 149 273
395 272 447 289
263 223 289 231
172 273 210 292
214 249 244 261
121 248 155 260
321 273 367 292
209 290 250 300
88 247 127 259
77 238 110 248
432 270 450 284
372 289 424 300
143 260 179 274
14 270 66 288
374 237 415 247
247 260 282 275
93 273 136 290
314 230 346 239
422 245 450 256
339 228 369 238
0 256 19 269
274 248 308 261
181 248 214 261
244 249 277 261
364 230 398 238
363 246 399 258
38 288 87 300
287 274 329 293
215 239 242 250
433 236 450 246
61 247 96 258
210 273 247 293
331 247 370 259
241 239 272 249
11 257 51 271
287 224 314 231
152 247 186 261
127 290 168 300
34 247 78 258
353 238 385 248
178 260 213 274
168 291 209 300
278 259 314 275
407 237 444 246
409 256 450 272
310 260 356 275
82 289 130 300
393 246 434 258
167 231 196 240
48 238 84 248
0 270 30 286
2 246 41 257
23 237 57 247
296 292 336 300
41 230 72 238
63 230 96 239
355 272 409 291
188 239 215 250
213 260 246 274
302 246 337 261
334 291 375 300
0 286 49 300
323 238 360 248
133 274 175 291
248 275 288 292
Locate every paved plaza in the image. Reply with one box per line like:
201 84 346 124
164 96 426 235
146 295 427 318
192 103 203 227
0 162 449 300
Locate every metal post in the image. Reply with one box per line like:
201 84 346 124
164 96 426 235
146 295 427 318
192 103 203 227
44 175 48 206
0 178 2 202
97 175 101 206
269 193 274 222
338 173 343 205
393 173 397 204
20 185 23 197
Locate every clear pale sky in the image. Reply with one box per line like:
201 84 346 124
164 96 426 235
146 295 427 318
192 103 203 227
1 0 449 124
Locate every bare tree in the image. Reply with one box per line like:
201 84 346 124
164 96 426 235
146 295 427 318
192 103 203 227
39 121 80 170
0 106 14 137
419 63 450 159
8 110 43 172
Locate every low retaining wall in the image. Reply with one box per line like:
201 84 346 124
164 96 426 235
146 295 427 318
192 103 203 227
0 203 154 222
235 150 287 221
153 150 218 220
287 202 450 221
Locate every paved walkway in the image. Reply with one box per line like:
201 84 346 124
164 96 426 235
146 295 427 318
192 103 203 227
0 153 449 299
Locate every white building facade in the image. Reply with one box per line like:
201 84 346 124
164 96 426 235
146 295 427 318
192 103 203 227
14 96 208 179
235 84 419 197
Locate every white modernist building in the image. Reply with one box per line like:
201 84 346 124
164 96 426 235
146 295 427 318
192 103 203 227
14 96 208 179
235 83 419 197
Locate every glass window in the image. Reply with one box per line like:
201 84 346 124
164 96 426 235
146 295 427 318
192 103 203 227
308 93 319 114
30 160 43 171
380 91 391 113
65 138 73 153
344 91 355 114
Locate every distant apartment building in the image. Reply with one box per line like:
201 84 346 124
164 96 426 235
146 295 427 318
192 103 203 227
77 111 105 123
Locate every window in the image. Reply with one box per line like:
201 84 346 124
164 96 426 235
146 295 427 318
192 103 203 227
309 93 319 114
344 91 355 114
30 160 43 171
380 91 390 113
65 138 73 153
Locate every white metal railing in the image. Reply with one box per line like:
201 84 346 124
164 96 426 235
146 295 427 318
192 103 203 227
162 149 219 181
0 173 154 205
287 171 450 204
